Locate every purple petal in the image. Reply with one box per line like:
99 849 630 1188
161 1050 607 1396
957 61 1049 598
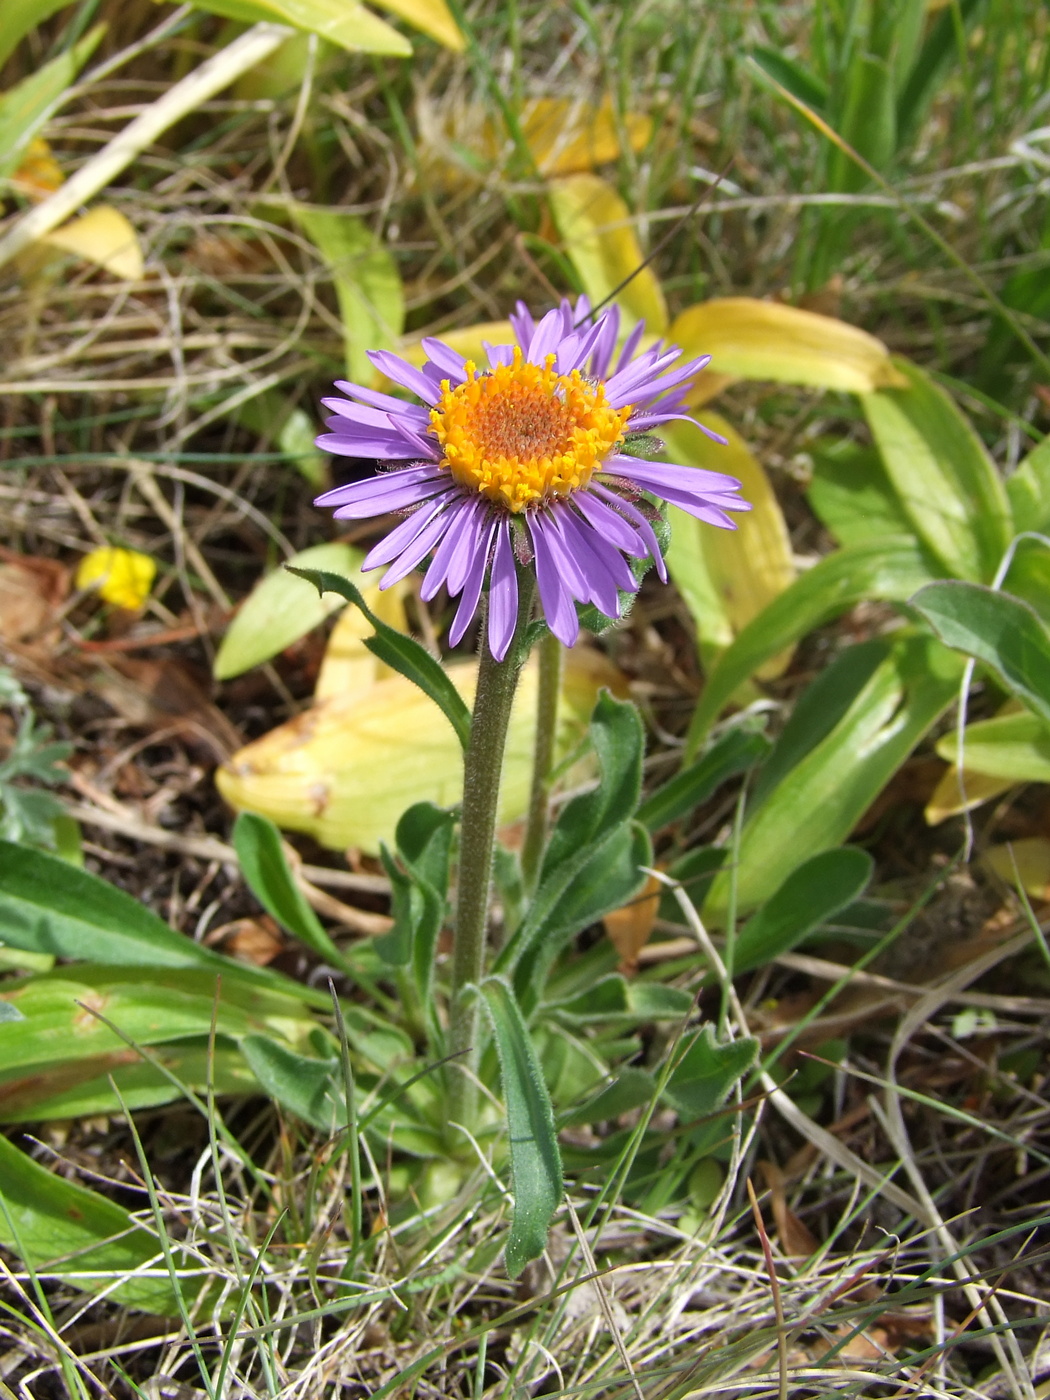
588 306 621 377
317 429 428 459
367 350 442 405
590 483 667 582
330 382 432 421
376 501 457 587
487 520 519 661
316 463 441 507
559 507 637 595
607 456 745 499
421 337 469 381
509 301 535 351
549 508 621 616
484 341 515 368
529 512 580 647
525 308 568 365
615 319 646 372
419 496 485 600
389 415 441 458
449 519 497 647
573 490 648 558
571 294 592 327
363 490 458 569
318 467 448 519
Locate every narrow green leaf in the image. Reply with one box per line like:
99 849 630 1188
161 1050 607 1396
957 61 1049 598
214 542 361 680
663 1025 758 1121
912 580 1050 723
685 537 940 753
703 634 963 919
479 978 562 1279
288 567 472 750
748 45 828 113
896 0 984 143
827 51 895 193
241 1035 341 1132
560 1067 657 1128
0 842 331 1008
233 811 347 965
861 360 1012 583
639 721 770 831
732 847 873 975
0 24 105 180
0 1132 182 1312
936 711 1050 783
291 208 404 380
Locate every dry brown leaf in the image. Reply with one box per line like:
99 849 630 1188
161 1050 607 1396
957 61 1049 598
93 656 242 761
603 872 661 972
759 1160 820 1259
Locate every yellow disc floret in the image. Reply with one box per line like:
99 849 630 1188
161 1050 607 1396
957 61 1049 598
429 349 631 513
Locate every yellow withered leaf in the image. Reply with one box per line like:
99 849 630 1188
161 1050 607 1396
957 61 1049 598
217 646 626 853
10 137 63 201
42 206 144 281
548 174 668 333
925 768 1013 825
76 546 156 610
664 412 795 677
670 298 906 394
314 580 408 701
369 0 464 50
983 838 1050 900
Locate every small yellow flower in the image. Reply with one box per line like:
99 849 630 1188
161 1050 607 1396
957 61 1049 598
76 547 156 610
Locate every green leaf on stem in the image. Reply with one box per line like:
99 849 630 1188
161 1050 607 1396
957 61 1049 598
478 977 562 1279
1005 437 1050 536
233 811 348 966
639 720 770 831
936 710 1050 783
732 847 873 975
912 580 1050 722
663 1025 758 1121
560 1066 657 1127
241 1035 342 1132
288 567 472 750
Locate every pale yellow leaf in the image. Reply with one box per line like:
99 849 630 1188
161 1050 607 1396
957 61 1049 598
664 412 795 677
216 646 623 852
183 0 412 57
368 0 464 50
76 546 155 610
983 838 1050 899
924 768 1013 825
670 298 906 394
10 137 63 201
548 174 667 333
42 206 144 280
314 580 408 701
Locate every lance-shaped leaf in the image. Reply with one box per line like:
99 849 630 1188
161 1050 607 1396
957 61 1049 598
290 566 472 748
479 978 562 1279
670 298 905 394
912 580 1050 723
639 718 770 832
934 710 1050 784
807 439 914 549
234 811 348 966
862 360 1012 583
1005 436 1050 536
0 24 104 181
214 543 363 680
703 634 963 919
731 847 873 975
665 413 795 674
184 0 413 56
547 173 668 332
685 537 941 754
663 1025 758 1122
0 1133 184 1312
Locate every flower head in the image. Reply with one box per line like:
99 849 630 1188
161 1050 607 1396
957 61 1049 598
315 297 749 659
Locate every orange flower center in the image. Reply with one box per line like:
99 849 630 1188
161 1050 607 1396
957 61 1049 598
429 349 630 513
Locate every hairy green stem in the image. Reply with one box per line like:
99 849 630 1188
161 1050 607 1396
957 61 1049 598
448 575 535 1127
520 630 562 895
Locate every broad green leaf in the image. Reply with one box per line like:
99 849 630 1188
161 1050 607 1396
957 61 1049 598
185 0 412 56
479 978 562 1279
935 711 1050 783
731 847 873 975
547 173 668 333
241 1035 341 1132
0 24 104 181
664 414 795 674
291 207 404 381
1005 436 1050 536
290 567 472 748
807 439 914 548
0 1133 182 1312
638 720 770 831
1003 536 1050 625
214 542 362 680
546 975 691 1024
703 634 963 919
0 0 76 70
670 298 905 394
233 811 347 965
912 581 1050 724
827 52 895 194
862 360 1012 583
560 1066 657 1128
0 842 330 1008
663 1024 758 1121
685 537 940 753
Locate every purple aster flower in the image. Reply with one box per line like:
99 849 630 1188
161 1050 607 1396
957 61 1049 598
314 297 750 660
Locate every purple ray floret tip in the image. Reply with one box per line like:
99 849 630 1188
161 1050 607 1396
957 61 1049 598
313 297 749 656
